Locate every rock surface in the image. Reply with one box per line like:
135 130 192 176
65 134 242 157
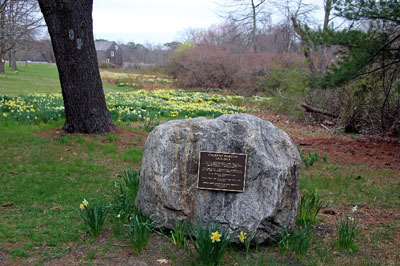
136 114 301 243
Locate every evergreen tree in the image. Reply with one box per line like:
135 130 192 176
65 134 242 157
306 0 400 134
311 0 400 88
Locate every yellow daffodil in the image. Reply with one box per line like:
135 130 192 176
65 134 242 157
79 204 84 210
238 231 247 243
210 231 221 243
0 89 251 125
82 199 88 206
348 217 354 222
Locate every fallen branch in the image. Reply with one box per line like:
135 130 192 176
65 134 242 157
276 88 338 119
301 103 338 118
320 124 330 131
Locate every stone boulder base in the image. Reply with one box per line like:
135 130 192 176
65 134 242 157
136 114 301 243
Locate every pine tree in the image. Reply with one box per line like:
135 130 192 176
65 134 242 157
311 0 400 88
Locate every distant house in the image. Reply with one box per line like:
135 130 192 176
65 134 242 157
94 41 123 67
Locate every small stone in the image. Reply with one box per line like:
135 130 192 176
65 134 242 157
323 209 337 215
1 202 13 207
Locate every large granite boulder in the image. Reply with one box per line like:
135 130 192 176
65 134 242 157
136 114 301 243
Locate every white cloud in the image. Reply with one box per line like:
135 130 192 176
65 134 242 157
92 0 222 44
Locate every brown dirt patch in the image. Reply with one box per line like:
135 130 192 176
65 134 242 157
292 135 400 170
35 126 147 150
1 229 188 266
318 205 400 262
255 112 400 170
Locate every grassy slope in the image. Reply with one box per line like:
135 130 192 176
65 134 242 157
0 62 125 95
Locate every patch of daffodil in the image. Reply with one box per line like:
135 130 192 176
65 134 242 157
1 89 272 124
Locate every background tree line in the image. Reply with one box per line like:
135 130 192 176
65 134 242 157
2 0 399 135
168 0 400 136
0 0 42 72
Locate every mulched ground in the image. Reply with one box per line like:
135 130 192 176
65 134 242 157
292 134 400 170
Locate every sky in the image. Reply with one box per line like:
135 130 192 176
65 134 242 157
92 0 223 45
92 0 325 45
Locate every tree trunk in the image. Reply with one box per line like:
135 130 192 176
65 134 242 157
251 0 257 52
0 58 4 72
10 48 16 70
291 15 316 76
323 0 333 32
0 6 5 73
38 0 115 133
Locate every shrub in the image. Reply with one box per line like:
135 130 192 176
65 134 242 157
98 61 116 69
256 65 308 96
168 44 276 94
117 82 143 89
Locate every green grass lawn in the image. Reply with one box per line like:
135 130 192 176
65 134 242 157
0 121 144 246
1 121 399 265
0 63 61 95
0 62 127 95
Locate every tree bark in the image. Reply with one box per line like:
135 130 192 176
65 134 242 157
0 58 4 72
10 48 16 70
291 15 316 76
38 0 115 133
251 0 257 52
0 3 5 73
301 102 338 118
323 0 333 32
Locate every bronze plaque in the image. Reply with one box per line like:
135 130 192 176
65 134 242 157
197 151 247 192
